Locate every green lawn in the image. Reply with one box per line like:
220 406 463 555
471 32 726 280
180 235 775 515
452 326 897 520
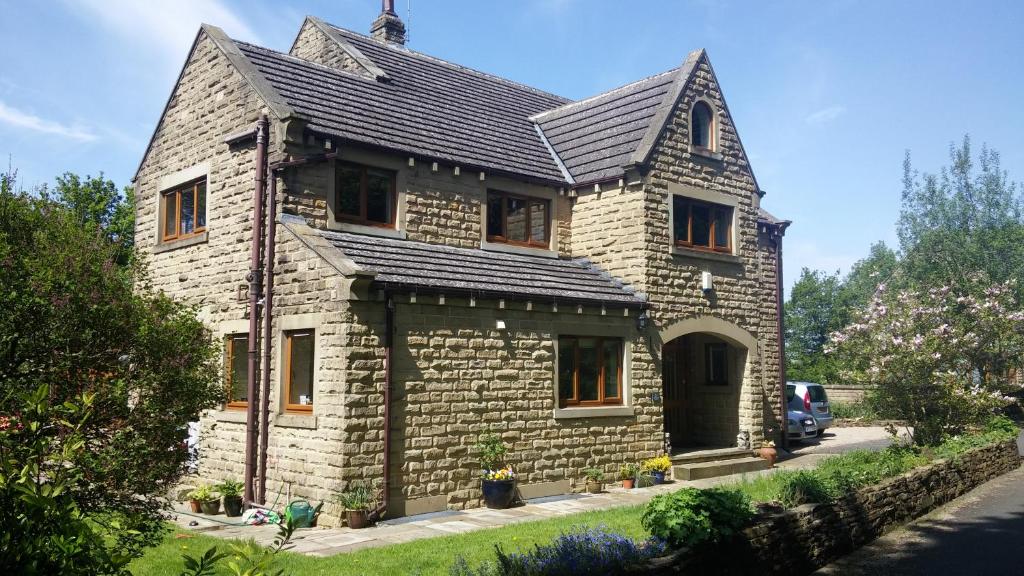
130 505 647 576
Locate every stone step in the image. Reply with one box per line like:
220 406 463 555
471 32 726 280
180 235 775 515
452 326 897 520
670 447 755 465
672 456 770 481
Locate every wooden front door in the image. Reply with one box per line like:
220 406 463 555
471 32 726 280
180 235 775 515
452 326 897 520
662 339 689 447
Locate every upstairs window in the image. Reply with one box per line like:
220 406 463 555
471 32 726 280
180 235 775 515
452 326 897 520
284 330 315 413
161 180 206 242
486 190 549 248
225 334 248 408
690 101 715 151
558 336 623 407
673 196 733 253
336 162 396 227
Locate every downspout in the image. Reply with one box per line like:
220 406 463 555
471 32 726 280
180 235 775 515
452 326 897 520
775 230 789 451
244 113 269 506
367 292 394 522
257 169 277 504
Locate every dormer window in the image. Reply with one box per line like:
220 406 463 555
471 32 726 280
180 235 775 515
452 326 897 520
690 101 716 151
486 190 550 248
336 162 396 227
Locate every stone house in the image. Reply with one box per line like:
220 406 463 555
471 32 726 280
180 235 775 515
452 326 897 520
134 4 790 524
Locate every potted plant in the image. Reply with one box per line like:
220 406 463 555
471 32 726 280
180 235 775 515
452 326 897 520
758 438 778 467
335 484 374 529
477 431 516 509
619 463 640 489
189 484 220 515
218 479 244 517
583 468 604 493
642 455 672 485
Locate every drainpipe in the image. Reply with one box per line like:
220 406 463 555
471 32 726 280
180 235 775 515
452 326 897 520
775 231 789 451
257 169 277 504
367 292 394 522
244 113 269 506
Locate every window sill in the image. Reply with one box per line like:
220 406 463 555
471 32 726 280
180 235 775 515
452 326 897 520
212 409 248 424
153 231 208 253
553 406 634 419
481 239 557 259
275 413 317 429
689 146 724 162
329 221 406 240
671 246 742 265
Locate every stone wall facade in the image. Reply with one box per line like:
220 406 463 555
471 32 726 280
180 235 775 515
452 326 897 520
635 440 1022 575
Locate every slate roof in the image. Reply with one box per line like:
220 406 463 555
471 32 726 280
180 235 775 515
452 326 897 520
756 207 790 228
235 27 571 182
531 70 677 184
321 230 647 308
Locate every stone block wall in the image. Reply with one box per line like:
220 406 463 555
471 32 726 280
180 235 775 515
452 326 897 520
635 440 1022 575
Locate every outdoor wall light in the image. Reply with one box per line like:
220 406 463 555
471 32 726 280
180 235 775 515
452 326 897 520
495 319 506 330
636 311 648 332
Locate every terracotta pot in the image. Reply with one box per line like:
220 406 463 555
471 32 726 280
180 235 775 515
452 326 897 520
759 446 778 467
200 499 220 515
189 499 202 513
621 478 635 489
346 509 370 529
586 480 603 494
482 479 517 509
223 495 243 517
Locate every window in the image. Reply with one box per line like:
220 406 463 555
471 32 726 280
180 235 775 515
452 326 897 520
690 101 715 151
336 162 396 227
673 196 733 253
558 336 623 406
284 330 315 412
705 343 728 386
225 334 248 408
486 191 550 248
161 180 206 241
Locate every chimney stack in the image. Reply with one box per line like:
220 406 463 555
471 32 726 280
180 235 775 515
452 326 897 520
371 0 406 45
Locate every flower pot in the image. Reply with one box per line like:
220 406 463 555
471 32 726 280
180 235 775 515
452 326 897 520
481 479 516 509
586 480 603 494
759 446 778 467
200 499 220 515
223 495 243 517
189 499 202 513
651 471 666 484
621 478 635 489
346 509 371 529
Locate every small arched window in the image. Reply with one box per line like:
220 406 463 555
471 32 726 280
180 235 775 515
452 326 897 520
690 101 715 150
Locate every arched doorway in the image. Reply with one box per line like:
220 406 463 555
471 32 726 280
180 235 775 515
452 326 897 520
660 317 759 450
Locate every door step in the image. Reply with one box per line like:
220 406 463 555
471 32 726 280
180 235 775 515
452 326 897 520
672 456 769 481
670 447 754 465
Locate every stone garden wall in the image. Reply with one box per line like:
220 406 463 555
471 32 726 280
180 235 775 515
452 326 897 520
634 440 1021 575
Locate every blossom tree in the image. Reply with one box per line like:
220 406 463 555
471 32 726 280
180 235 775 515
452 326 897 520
828 278 1024 445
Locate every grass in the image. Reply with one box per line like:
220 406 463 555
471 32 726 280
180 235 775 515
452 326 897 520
829 400 879 421
129 505 647 576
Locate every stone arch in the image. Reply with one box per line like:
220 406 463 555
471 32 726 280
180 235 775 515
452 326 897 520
658 316 759 360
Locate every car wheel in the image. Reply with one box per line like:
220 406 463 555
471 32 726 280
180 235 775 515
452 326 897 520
816 429 825 437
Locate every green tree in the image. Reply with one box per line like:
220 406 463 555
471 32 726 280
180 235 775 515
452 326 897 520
898 135 1024 296
0 184 221 573
40 172 135 261
784 268 846 383
839 241 899 311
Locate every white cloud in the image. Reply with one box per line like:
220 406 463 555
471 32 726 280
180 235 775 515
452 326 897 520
71 0 261 65
0 100 97 142
805 105 846 125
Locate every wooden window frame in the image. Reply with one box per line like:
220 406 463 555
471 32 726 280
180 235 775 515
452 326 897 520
335 162 397 228
558 336 624 407
690 101 716 152
161 179 206 242
705 342 729 386
673 197 733 254
283 330 315 413
225 334 248 409
485 190 551 248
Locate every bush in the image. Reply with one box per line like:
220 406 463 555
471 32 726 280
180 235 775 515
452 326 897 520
932 416 1020 460
777 471 832 507
449 526 665 576
641 487 753 549
830 400 878 421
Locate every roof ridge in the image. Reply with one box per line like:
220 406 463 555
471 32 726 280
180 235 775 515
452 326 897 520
530 68 679 122
235 39 378 83
323 21 571 105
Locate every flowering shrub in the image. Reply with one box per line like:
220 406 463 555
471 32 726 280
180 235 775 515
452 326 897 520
828 279 1024 445
642 455 672 473
449 526 665 576
483 466 516 481
641 487 753 549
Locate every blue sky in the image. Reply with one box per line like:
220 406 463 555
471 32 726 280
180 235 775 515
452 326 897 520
1 1 1021 295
